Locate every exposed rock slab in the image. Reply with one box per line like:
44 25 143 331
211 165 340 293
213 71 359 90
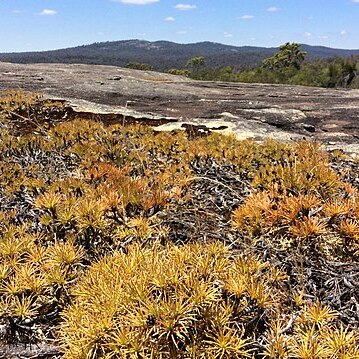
0 62 358 153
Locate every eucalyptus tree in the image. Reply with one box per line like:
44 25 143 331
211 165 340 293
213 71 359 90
262 42 307 71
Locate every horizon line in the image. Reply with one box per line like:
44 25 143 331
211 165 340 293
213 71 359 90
2 38 359 54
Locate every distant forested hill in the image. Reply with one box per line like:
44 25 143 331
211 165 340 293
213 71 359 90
1 40 359 70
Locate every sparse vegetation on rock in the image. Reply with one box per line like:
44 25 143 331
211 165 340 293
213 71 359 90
0 90 358 358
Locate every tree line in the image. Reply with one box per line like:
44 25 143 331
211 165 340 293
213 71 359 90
164 43 359 89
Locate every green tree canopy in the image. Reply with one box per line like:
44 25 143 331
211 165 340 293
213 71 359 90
126 62 153 71
262 42 307 71
167 68 191 77
186 56 206 68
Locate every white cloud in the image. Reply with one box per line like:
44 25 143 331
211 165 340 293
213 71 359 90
12 10 22 14
223 32 233 38
303 32 329 41
39 9 57 16
351 0 359 3
165 16 175 21
340 30 347 35
117 0 159 4
238 15 254 20
267 6 280 12
175 4 196 10
176 30 188 34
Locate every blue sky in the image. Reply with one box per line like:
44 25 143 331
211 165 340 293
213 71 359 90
1 0 359 52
